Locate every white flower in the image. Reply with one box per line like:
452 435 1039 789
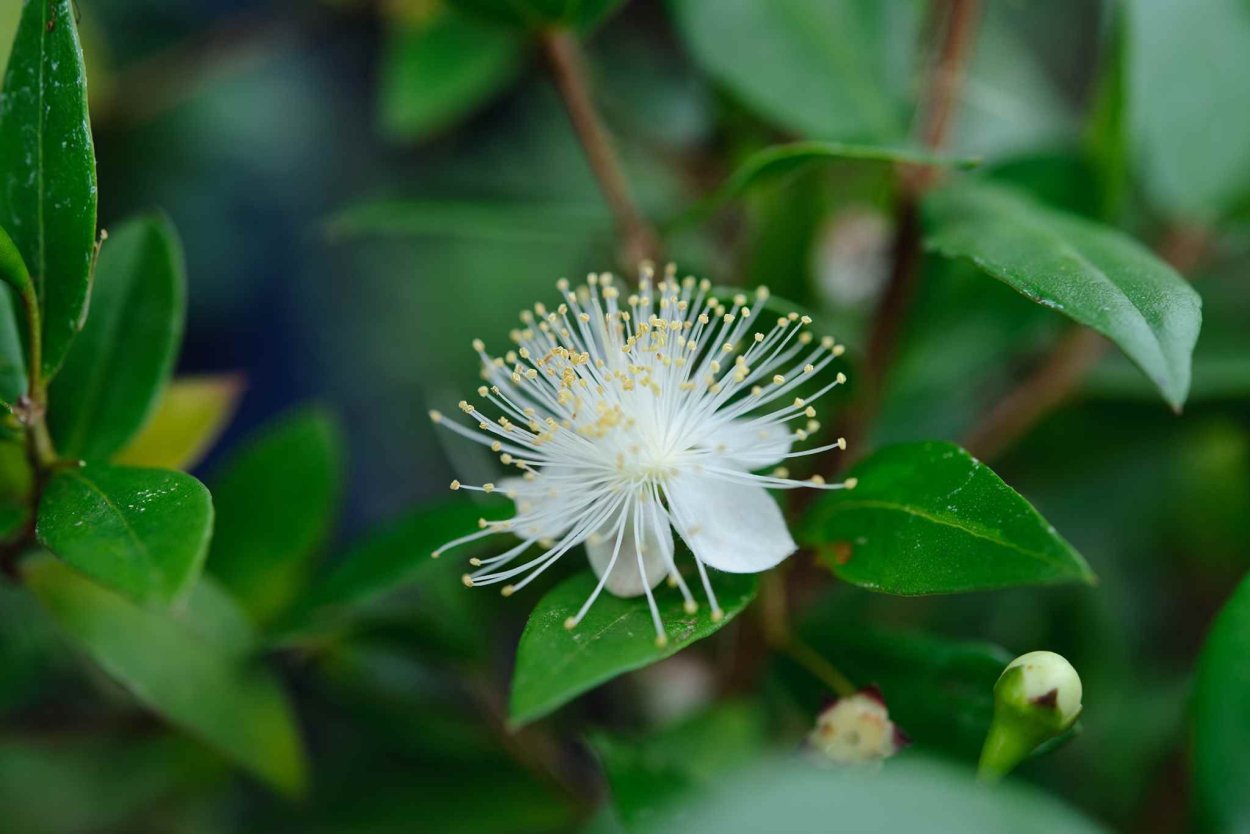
430 266 853 645
807 689 906 765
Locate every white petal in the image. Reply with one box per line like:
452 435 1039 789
584 498 671 597
666 473 796 573
700 419 793 470
500 466 579 541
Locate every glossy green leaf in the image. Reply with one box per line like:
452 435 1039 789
113 374 243 471
0 287 26 407
448 0 622 30
326 200 611 244
25 556 306 796
925 180 1202 410
1194 572 1250 832
641 757 1109 834
49 215 186 461
591 702 767 829
1126 0 1250 218
36 464 213 606
510 571 756 726
670 0 914 142
0 0 97 379
379 10 523 142
208 408 342 625
679 141 977 226
801 441 1094 594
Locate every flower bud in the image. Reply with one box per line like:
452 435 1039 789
978 651 1083 781
807 688 907 766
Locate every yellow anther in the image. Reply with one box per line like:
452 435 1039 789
449 480 461 490
844 477 859 489
461 574 474 587
483 483 495 493
429 410 443 423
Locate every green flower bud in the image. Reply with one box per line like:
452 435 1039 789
978 651 1083 781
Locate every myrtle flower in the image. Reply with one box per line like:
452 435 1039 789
807 689 907 765
429 266 854 645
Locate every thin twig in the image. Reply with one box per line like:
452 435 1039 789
835 0 982 466
541 29 660 270
963 224 1213 461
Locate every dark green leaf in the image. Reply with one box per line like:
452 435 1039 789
591 702 767 829
1194 572 1250 832
0 0 97 379
36 464 213 606
669 0 914 142
208 408 342 625
25 556 306 796
0 734 217 834
0 434 33 541
925 180 1202 410
175 576 258 659
0 286 26 407
326 200 611 244
641 757 1109 834
49 215 186 461
379 10 523 142
801 441 1094 594
509 571 756 726
448 0 622 30
113 374 243 471
679 141 977 226
1126 0 1250 218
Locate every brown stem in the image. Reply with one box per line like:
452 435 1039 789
835 0 982 466
963 224 1213 461
541 28 660 270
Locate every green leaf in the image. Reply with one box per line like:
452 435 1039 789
590 702 768 829
447 0 622 30
640 757 1110 834
0 285 26 407
509 571 756 727
0 0 98 379
113 374 243 470
49 215 186 461
924 180 1202 410
1126 0 1250 218
25 556 306 796
379 10 523 142
1194 572 1250 832
326 200 611 244
208 408 342 625
678 141 977 227
36 464 213 606
669 0 914 142
801 441 1094 594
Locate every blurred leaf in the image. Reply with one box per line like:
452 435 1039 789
208 408 342 625
0 435 32 541
1086 8 1129 219
925 180 1202 410
36 464 213 606
590 701 768 829
25 556 307 796
379 9 524 142
49 215 186 461
0 286 26 407
801 442 1095 594
176 576 258 659
641 757 1109 834
0 734 214 834
448 0 623 30
1126 0 1250 218
680 141 977 226
113 374 243 471
510 572 756 726
798 612 1012 759
326 200 610 244
1194 571 1250 833
670 0 915 142
0 0 97 379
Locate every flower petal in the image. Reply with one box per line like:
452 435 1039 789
584 498 671 597
700 418 793 470
666 473 796 573
501 466 580 541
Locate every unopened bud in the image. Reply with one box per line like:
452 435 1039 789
978 651 1083 781
807 688 907 766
